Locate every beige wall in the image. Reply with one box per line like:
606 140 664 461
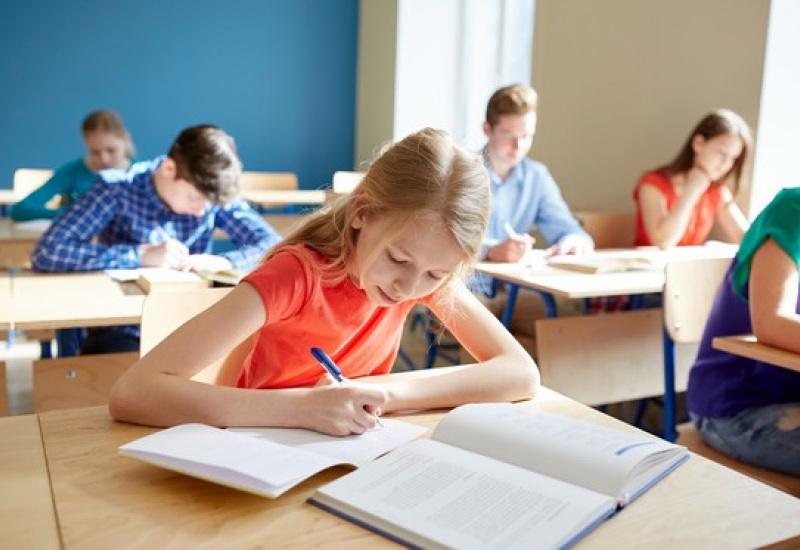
355 0 398 168
531 0 770 213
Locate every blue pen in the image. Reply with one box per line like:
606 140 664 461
310 347 383 427
311 347 344 384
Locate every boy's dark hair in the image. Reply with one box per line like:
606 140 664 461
167 125 242 204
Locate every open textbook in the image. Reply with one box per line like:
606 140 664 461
310 403 688 550
547 255 662 274
118 420 428 498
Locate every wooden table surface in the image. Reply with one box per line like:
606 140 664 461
8 272 144 330
241 189 328 206
713 334 800 371
476 246 737 300
2 386 799 549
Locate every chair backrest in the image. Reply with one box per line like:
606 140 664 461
574 211 636 249
332 171 365 194
239 171 298 191
663 256 732 344
140 287 233 383
13 168 53 198
33 352 138 413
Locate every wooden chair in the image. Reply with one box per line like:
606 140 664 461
574 211 635 249
662 256 732 441
332 171 365 194
140 287 233 383
238 171 298 192
13 168 53 199
32 352 138 412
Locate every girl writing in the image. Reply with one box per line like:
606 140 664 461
110 128 540 435
633 109 751 248
11 110 135 221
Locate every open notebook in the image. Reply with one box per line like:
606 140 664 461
118 419 427 498
310 403 688 549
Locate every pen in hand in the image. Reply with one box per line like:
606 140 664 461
310 347 384 428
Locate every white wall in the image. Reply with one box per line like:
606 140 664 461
749 0 800 217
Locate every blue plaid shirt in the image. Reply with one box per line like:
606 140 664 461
32 156 281 272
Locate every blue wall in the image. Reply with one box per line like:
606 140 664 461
0 0 358 191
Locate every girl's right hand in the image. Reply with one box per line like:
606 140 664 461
685 166 712 194
304 384 388 436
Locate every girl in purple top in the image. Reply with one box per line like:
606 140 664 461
687 187 800 476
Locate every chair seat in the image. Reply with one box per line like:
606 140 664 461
677 424 800 498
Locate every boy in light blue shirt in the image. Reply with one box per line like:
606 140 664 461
478 85 593 355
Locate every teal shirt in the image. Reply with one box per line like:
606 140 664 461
11 158 104 221
732 187 800 298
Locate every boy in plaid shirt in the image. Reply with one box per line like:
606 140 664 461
32 124 281 354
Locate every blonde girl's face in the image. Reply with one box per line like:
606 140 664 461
84 130 130 171
350 211 464 306
692 132 743 181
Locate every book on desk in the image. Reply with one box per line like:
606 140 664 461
105 267 243 290
309 403 688 549
547 255 662 274
118 419 428 498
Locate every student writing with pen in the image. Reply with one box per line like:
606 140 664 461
109 128 539 436
312 347 384 427
472 84 593 359
31 125 280 355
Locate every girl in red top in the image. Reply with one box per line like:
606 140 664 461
110 128 539 436
633 109 752 248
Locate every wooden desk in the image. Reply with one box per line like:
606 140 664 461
475 246 737 302
3 387 799 548
475 247 737 409
11 272 144 331
0 219 49 269
0 189 20 212
713 334 800 371
241 189 327 207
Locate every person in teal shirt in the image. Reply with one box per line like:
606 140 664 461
11 110 135 221
687 187 800 475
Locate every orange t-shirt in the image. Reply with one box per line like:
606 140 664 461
238 245 426 389
632 171 723 246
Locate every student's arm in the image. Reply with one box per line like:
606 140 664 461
10 171 70 221
213 200 282 269
748 238 800 368
109 283 388 435
30 182 140 272
637 169 710 249
360 283 540 411
714 186 749 244
531 168 593 255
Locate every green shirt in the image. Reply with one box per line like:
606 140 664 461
733 187 800 298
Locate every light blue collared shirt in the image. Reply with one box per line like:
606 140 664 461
481 147 590 259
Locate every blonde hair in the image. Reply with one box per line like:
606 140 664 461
267 128 490 307
82 110 135 158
